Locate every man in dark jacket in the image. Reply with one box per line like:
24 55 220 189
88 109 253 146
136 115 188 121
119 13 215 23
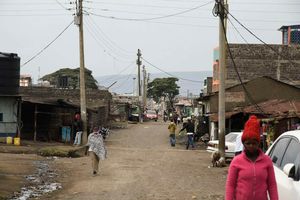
180 117 195 149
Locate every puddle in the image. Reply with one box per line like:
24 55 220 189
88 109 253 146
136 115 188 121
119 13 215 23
11 157 62 200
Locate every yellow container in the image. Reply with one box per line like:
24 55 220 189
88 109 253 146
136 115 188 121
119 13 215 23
6 137 13 145
14 137 20 146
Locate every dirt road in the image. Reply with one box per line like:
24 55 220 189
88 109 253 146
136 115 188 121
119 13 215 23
45 121 227 200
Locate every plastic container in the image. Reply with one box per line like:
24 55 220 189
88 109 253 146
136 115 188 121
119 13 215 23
14 137 20 146
6 137 13 144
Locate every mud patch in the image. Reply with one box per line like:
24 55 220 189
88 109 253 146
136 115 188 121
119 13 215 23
11 157 62 200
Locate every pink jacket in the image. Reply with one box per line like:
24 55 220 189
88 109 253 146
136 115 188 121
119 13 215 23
225 149 278 200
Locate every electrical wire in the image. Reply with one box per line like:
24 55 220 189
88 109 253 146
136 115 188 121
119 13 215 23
84 21 133 62
228 17 248 44
21 20 73 67
87 1 213 21
142 58 204 83
54 0 73 12
98 61 136 83
223 6 300 67
214 3 265 114
86 16 135 56
85 20 132 59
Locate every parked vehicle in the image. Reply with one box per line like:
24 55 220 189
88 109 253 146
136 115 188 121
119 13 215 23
206 132 243 158
144 110 158 121
265 130 300 200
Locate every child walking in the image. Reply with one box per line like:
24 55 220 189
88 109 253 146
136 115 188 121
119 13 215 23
168 119 177 147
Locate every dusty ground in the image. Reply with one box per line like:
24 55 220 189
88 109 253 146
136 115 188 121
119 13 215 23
0 121 228 200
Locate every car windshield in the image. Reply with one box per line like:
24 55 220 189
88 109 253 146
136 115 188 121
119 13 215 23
225 133 239 142
147 110 156 114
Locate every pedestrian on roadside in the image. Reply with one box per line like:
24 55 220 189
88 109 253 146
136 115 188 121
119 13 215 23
225 115 278 200
86 127 107 176
73 113 83 146
168 119 177 147
180 117 195 150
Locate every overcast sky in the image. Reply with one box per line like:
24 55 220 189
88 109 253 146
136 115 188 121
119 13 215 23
1 0 299 84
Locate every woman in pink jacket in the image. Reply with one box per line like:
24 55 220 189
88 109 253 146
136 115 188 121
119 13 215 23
225 115 278 200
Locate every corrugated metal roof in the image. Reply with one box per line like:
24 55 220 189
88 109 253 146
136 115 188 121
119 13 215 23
243 99 300 118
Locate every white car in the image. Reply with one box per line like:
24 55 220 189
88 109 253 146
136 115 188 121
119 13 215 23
206 132 243 158
265 130 300 200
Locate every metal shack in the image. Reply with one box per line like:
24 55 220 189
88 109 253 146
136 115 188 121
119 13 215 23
0 52 21 138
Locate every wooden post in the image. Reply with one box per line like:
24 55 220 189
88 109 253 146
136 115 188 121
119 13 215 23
34 104 37 142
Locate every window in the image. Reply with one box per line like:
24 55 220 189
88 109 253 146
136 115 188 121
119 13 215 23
269 137 290 168
280 139 300 170
0 113 3 122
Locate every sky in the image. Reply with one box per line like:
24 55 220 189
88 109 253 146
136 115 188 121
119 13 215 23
1 0 299 88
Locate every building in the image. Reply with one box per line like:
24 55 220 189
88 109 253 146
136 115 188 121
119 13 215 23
212 44 300 92
19 75 32 87
278 24 300 45
19 86 112 142
199 77 300 139
0 52 21 139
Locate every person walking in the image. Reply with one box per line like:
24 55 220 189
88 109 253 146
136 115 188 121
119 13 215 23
225 115 278 200
180 117 195 150
73 113 83 146
168 119 177 147
86 127 107 176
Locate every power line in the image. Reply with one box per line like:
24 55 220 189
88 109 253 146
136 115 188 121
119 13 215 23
84 21 133 62
87 16 135 56
225 6 300 67
219 15 265 114
98 61 136 83
142 58 204 83
21 20 73 67
87 1 213 21
228 17 249 44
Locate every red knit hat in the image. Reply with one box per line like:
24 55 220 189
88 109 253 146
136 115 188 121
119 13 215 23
242 115 260 142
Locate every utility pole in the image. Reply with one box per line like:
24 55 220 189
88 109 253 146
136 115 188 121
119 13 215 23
142 65 147 111
217 0 228 159
137 49 142 96
75 0 88 144
136 49 142 122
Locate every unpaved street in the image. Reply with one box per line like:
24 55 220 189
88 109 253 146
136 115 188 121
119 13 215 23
46 121 227 200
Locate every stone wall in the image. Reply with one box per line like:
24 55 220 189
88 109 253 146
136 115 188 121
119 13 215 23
212 44 300 91
226 44 300 87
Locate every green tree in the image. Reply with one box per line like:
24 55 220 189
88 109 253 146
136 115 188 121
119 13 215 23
41 68 98 89
147 77 180 109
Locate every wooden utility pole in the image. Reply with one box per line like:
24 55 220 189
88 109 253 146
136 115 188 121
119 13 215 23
218 0 228 158
75 0 87 144
136 49 142 122
137 49 142 96
142 65 147 111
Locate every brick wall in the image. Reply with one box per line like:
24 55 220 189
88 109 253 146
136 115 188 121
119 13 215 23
213 44 300 91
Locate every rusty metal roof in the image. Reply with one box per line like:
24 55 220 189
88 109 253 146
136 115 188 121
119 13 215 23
243 99 300 118
210 99 300 122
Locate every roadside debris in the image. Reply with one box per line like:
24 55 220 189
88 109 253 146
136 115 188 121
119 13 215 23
11 159 62 200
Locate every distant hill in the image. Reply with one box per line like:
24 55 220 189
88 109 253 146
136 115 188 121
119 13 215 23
96 71 212 97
